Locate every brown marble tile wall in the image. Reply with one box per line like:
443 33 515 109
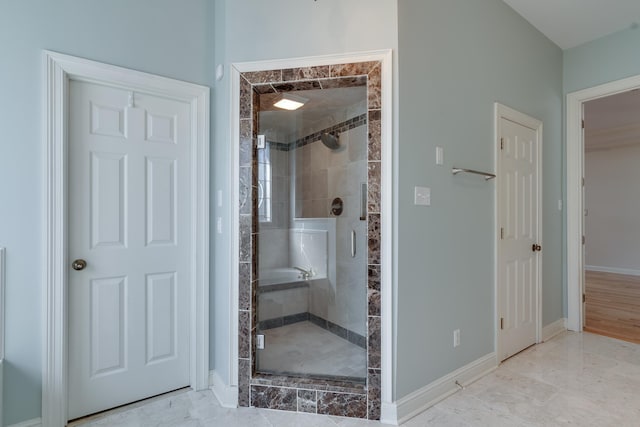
240 77 252 119
367 316 381 369
251 385 297 411
238 358 251 407
368 110 382 161
368 265 381 317
243 70 283 84
297 390 317 413
367 64 382 110
366 60 383 419
317 392 368 418
368 161 381 214
368 214 381 265
367 369 382 420
238 61 384 420
282 66 330 81
330 61 378 77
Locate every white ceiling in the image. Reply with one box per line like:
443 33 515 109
503 0 640 49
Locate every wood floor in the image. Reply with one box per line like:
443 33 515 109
584 270 640 344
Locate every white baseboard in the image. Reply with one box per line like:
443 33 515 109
586 265 640 277
381 353 497 425
209 370 238 408
8 418 42 427
380 401 398 425
541 318 567 342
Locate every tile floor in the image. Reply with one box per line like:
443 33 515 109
258 321 367 379
74 331 640 426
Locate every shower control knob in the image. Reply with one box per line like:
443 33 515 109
331 197 344 216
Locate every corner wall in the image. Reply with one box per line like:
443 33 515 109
396 0 563 400
564 27 640 94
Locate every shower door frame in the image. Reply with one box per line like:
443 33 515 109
230 50 392 420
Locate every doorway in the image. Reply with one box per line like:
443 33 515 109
42 51 210 426
495 103 543 362
254 84 369 381
231 50 392 420
566 74 640 332
581 90 640 344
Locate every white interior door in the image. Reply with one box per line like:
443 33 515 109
68 80 191 419
497 107 542 362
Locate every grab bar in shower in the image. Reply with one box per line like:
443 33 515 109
351 230 356 258
452 167 496 180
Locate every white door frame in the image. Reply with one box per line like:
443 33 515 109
229 49 393 408
42 50 210 427
495 103 543 360
566 74 640 331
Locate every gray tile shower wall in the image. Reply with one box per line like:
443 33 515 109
237 60 383 420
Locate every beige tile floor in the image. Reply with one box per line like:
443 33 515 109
74 331 640 426
258 321 367 379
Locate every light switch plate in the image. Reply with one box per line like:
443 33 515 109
414 186 431 206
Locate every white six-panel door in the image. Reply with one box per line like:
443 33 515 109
68 80 191 419
497 106 542 362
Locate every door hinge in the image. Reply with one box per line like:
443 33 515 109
500 317 504 330
256 334 265 350
582 119 585 129
583 293 586 303
582 235 586 245
500 227 504 240
582 177 585 187
500 138 504 150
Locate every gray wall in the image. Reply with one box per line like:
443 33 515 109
0 1 214 424
396 0 563 399
564 27 640 94
211 0 399 390
585 146 640 272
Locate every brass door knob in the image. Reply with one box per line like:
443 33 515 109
72 259 87 271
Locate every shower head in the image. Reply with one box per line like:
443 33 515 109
320 132 341 150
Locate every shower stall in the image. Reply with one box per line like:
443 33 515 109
255 85 368 382
235 57 384 419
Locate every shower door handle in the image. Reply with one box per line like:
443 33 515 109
351 230 356 258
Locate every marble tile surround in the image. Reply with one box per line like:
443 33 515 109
238 61 383 420
73 332 640 427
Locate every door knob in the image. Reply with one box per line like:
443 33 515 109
72 259 87 271
531 244 542 252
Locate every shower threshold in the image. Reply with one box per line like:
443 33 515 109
256 370 365 385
